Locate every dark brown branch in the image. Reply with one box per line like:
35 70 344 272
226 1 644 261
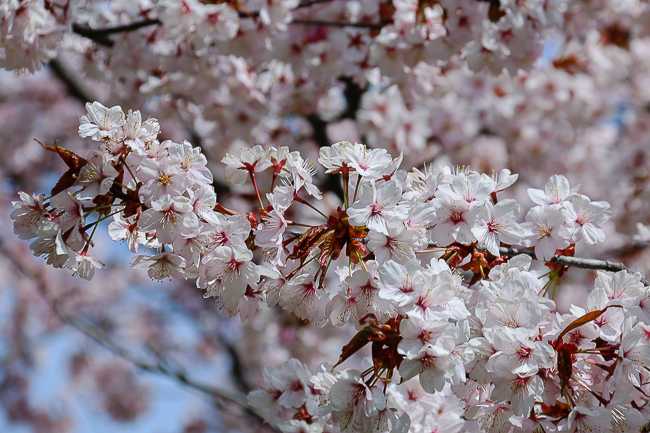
478 245 650 285
175 280 253 394
62 313 278 431
60 310 253 411
72 19 162 47
48 58 96 103
596 241 649 260
218 335 252 393
338 76 365 121
73 19 161 35
475 0 501 6
290 19 385 30
71 25 113 47
237 10 261 19
295 0 334 8
306 114 330 149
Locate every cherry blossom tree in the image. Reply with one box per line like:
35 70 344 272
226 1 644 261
4 1 650 432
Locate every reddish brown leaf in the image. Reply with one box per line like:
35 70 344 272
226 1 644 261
347 239 367 263
557 342 577 391
600 23 631 50
37 139 88 196
555 305 622 347
552 55 588 75
38 139 87 171
332 325 377 370
318 231 336 268
539 402 570 418
288 225 329 261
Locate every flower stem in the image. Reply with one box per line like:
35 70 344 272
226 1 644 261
287 221 316 228
120 154 137 184
414 248 445 254
82 220 100 254
112 181 133 191
249 172 265 210
342 171 350 209
318 257 333 289
286 254 319 280
352 174 361 203
294 196 328 219
355 251 367 271
214 203 239 216
84 203 126 217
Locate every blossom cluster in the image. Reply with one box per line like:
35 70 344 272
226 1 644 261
5 0 566 76
5 1 650 432
11 101 650 432
6 2 650 241
249 260 650 433
0 0 65 73
1 0 599 167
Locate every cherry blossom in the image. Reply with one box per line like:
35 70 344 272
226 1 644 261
472 199 526 256
16 111 650 432
8 0 650 429
522 204 571 261
347 180 403 235
78 102 126 141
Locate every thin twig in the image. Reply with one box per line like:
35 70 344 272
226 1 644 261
0 239 278 432
477 245 650 285
217 334 252 393
75 19 162 35
72 19 162 47
237 10 261 19
62 312 277 431
61 310 250 407
296 0 334 8
338 76 365 121
48 58 96 103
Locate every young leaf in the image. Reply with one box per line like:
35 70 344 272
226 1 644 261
37 140 88 196
554 305 622 347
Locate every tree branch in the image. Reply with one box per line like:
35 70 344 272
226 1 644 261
306 114 330 149
71 19 162 47
478 245 650 285
70 14 385 49
295 0 334 8
0 239 278 432
48 58 96 103
338 76 365 121
217 334 252 393
596 241 649 260
60 309 253 410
